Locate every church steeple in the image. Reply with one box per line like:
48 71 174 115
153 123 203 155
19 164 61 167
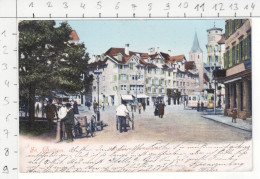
191 32 202 52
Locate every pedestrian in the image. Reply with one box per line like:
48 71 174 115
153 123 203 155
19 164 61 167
35 102 40 117
45 99 57 131
56 102 68 142
231 108 237 123
201 101 204 112
87 101 91 110
73 101 79 114
158 101 164 118
130 103 133 112
142 102 146 112
102 102 105 111
93 100 98 113
138 102 142 114
116 101 129 133
58 103 74 143
197 101 200 112
133 103 136 112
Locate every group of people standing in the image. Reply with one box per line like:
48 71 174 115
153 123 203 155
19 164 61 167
45 99 79 143
196 101 205 112
131 102 146 114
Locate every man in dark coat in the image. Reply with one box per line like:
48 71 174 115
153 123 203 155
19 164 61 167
158 101 164 118
59 103 74 142
73 101 79 114
142 102 146 112
201 101 204 111
197 101 200 112
45 99 57 131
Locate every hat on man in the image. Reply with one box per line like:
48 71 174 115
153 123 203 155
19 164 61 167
66 103 72 107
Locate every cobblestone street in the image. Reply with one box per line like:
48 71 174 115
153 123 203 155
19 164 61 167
20 105 252 144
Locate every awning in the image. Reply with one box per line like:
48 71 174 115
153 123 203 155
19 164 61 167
224 77 242 84
137 94 149 98
121 95 133 100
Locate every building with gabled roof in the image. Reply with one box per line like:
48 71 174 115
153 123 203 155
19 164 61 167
86 44 200 106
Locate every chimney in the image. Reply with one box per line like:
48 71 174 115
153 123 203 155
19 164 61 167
157 47 160 53
148 47 155 55
125 44 129 56
168 50 172 56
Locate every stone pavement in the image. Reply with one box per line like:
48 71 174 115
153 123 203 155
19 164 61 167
201 114 252 132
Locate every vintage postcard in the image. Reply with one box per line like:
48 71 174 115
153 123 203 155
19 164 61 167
18 19 253 174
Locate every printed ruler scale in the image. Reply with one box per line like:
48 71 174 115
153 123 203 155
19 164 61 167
0 0 259 179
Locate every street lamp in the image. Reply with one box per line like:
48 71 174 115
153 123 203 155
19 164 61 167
214 62 217 115
94 65 102 121
135 64 142 108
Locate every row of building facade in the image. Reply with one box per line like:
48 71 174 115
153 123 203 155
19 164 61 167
86 42 204 106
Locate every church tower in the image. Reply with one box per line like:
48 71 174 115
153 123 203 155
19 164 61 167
189 32 204 90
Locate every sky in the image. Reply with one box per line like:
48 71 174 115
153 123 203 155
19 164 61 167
56 19 225 63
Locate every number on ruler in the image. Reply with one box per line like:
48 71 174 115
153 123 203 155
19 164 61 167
63 2 68 8
3 129 9 138
5 80 9 87
80 3 86 9
244 3 255 10
2 63 7 70
178 2 189 8
148 3 152 11
212 3 224 11
47 2 53 8
96 1 102 9
4 148 9 156
4 97 9 105
194 3 205 12
29 2 33 7
6 114 11 122
3 45 8 54
229 3 239 11
115 2 120 10
1 30 6 37
2 166 9 174
164 3 170 11
131 4 137 11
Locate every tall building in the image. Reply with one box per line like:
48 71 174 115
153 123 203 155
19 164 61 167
189 32 204 90
215 19 252 119
205 25 226 108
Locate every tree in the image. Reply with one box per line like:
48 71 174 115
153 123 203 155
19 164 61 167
19 21 93 125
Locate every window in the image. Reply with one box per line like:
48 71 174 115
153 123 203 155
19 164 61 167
148 68 152 74
119 65 123 69
239 41 243 62
155 79 159 85
215 56 218 63
148 87 151 93
130 64 133 70
233 84 237 108
180 82 182 86
120 74 127 80
198 55 199 59
168 80 171 86
120 85 127 91
232 47 235 65
183 82 185 86
93 86 96 92
147 78 151 84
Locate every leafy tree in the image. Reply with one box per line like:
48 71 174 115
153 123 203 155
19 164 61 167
19 20 93 125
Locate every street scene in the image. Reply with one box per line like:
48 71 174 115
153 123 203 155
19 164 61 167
19 19 252 144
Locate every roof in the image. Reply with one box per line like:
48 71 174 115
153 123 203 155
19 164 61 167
190 32 203 52
203 73 209 83
104 47 136 57
139 58 157 68
89 58 108 67
206 26 223 32
185 61 195 70
69 30 79 41
218 34 225 44
170 55 185 61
